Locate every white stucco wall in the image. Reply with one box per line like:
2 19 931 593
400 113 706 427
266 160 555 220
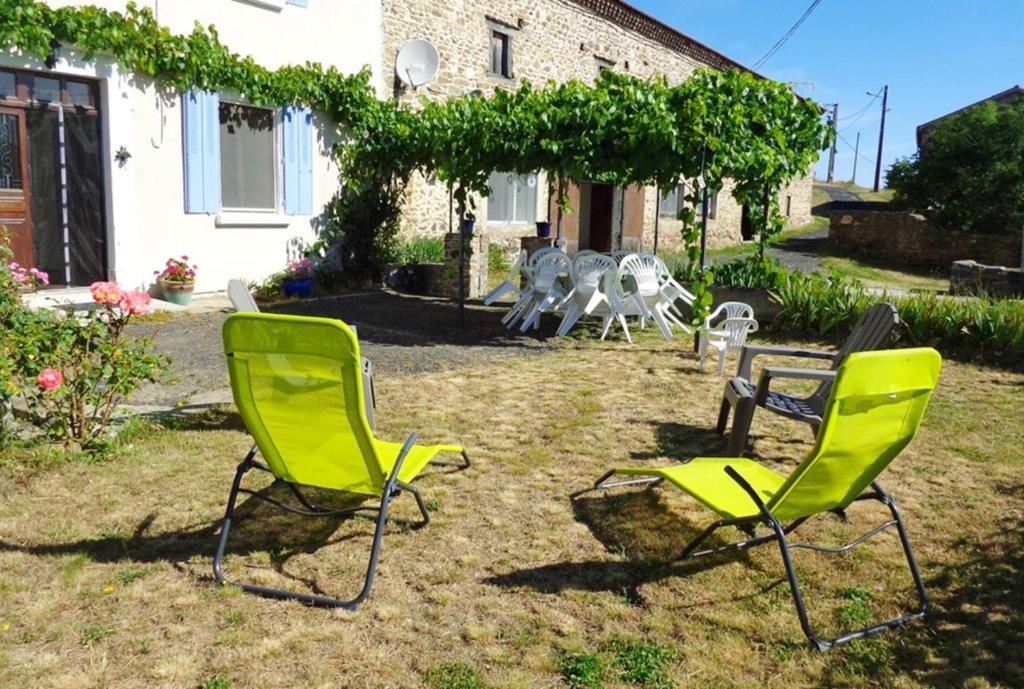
2 0 382 292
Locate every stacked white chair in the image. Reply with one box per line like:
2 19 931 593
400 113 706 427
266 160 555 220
517 250 572 332
618 253 674 339
651 254 696 333
556 253 618 337
699 301 759 375
484 249 526 306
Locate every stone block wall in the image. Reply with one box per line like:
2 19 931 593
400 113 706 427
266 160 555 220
950 260 1024 297
384 0 815 260
827 210 1022 269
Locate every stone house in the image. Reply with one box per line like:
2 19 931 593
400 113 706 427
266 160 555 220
382 0 816 259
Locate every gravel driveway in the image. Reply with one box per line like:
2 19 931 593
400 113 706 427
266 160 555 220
128 291 555 407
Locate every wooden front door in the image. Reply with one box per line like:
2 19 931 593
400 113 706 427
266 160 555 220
0 107 33 266
588 183 614 252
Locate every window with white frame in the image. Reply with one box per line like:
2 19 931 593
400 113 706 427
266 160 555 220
219 102 277 210
487 171 537 223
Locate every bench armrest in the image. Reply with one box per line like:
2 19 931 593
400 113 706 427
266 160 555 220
754 367 837 406
736 344 838 379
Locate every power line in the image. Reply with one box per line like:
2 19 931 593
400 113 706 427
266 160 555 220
838 90 881 132
837 132 875 167
753 0 826 69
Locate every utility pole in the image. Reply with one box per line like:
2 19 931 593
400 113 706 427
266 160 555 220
826 102 839 183
872 85 888 192
851 132 860 185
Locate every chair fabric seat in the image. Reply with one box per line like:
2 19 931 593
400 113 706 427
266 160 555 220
615 458 786 519
741 381 820 419
375 440 464 486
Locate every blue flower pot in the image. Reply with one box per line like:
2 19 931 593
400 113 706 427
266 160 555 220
282 277 314 298
460 218 475 234
536 221 552 238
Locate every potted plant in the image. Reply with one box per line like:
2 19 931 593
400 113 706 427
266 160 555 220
460 212 475 235
8 262 49 294
155 255 197 306
281 256 315 298
535 220 551 238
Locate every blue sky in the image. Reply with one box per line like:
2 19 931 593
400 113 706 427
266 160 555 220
631 0 1024 187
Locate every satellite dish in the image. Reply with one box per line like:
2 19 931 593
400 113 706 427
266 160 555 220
395 39 440 88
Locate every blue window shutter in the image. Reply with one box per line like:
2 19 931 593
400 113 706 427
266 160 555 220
283 106 313 215
182 90 221 213
183 92 205 212
297 108 313 214
287 0 308 7
202 91 222 213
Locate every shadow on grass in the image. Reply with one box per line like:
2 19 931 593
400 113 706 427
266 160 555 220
0 481 406 595
889 482 1024 688
628 420 729 461
486 489 770 603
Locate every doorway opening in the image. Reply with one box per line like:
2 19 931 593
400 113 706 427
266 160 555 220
0 67 107 286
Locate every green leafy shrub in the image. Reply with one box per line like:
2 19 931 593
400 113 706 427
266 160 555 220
709 254 788 289
887 99 1024 235
398 236 445 264
772 270 1024 367
422 661 487 689
488 243 511 276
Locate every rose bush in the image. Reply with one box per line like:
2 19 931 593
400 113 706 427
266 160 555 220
0 243 170 449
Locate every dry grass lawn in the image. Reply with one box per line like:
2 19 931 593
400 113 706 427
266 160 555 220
0 329 1022 689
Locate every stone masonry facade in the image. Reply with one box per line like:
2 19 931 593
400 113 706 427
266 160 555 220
383 0 816 258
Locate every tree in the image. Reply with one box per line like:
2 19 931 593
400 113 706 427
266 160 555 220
887 100 1024 234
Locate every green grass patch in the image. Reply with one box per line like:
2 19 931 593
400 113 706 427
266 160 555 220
558 651 607 688
423 661 488 689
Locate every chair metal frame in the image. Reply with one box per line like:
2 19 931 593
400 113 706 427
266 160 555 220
589 466 928 651
214 433 471 610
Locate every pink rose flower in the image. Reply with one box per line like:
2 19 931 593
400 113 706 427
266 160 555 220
37 368 63 391
118 290 152 316
90 281 122 304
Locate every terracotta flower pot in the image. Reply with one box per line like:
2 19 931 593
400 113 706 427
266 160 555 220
159 279 195 306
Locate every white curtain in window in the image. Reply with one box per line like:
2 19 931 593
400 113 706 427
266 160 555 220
488 171 537 223
220 102 275 210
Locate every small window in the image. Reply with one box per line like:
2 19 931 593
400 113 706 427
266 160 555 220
659 185 681 217
0 71 15 99
785 194 792 217
487 171 537 223
709 191 718 220
219 102 277 210
31 76 60 103
595 57 615 76
65 81 93 108
489 29 512 78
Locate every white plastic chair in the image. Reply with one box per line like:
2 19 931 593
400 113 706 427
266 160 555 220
556 253 618 337
502 248 556 328
611 250 631 264
619 253 674 339
699 301 759 375
518 250 571 332
484 249 526 306
651 255 696 333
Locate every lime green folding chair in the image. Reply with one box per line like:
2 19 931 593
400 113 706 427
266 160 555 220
588 347 941 650
214 312 470 609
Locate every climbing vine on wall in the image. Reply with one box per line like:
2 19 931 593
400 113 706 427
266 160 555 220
0 0 376 122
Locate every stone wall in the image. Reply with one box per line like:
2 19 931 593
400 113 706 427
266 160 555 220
950 260 1024 297
383 0 815 258
827 210 1022 269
